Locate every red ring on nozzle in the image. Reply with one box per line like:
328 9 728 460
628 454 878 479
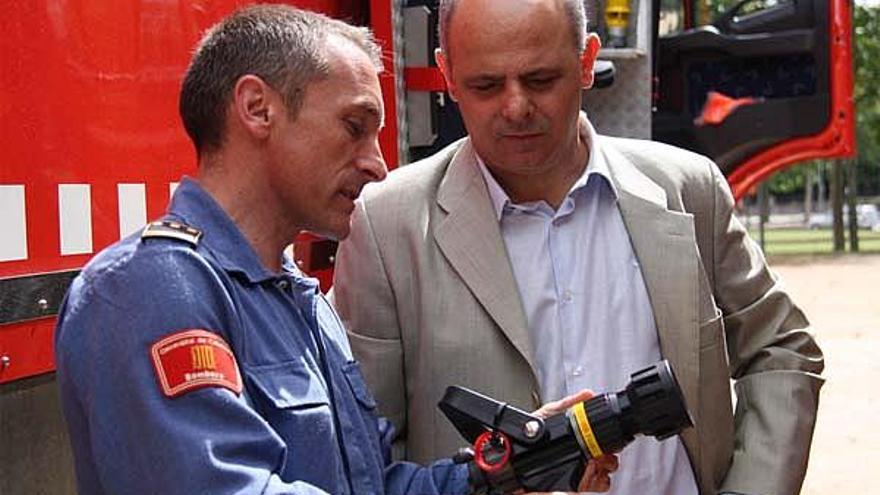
473 431 511 473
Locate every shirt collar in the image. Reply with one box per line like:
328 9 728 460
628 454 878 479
475 114 619 221
166 177 307 286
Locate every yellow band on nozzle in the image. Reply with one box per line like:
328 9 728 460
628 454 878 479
572 401 604 458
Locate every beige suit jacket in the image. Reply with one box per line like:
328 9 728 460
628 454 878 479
331 126 824 495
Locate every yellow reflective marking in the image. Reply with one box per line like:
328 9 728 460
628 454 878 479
572 402 603 458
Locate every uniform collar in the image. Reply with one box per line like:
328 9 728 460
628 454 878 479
475 113 618 221
167 177 301 285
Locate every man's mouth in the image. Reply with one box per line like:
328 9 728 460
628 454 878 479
501 133 544 144
500 129 544 139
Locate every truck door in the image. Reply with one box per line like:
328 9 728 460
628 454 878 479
652 0 855 199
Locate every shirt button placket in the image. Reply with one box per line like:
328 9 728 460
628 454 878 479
562 290 573 304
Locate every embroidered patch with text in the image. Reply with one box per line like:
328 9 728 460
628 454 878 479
150 329 243 398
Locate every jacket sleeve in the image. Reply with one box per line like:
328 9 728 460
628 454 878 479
331 198 409 451
55 246 333 495
384 458 470 495
707 165 824 495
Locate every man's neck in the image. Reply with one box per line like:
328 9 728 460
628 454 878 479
198 155 291 273
487 138 589 210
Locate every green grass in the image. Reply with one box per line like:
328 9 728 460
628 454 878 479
746 228 880 256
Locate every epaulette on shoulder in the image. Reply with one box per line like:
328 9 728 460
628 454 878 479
141 220 203 247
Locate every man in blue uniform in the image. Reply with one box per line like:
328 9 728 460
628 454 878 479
54 5 614 495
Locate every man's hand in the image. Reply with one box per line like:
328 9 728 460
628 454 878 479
527 389 620 494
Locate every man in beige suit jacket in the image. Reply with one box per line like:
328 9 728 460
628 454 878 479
332 1 823 494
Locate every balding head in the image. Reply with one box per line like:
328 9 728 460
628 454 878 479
437 0 587 63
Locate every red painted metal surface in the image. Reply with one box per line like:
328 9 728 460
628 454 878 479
293 232 335 290
728 0 856 201
404 67 447 92
0 0 370 383
0 321 57 384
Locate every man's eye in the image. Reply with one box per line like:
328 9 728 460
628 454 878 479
345 120 364 138
527 77 556 89
469 82 499 93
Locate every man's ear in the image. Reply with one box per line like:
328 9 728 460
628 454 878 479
435 48 458 102
232 74 275 140
580 34 602 90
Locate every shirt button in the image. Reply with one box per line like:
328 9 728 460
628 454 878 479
562 290 573 303
572 366 583 377
275 279 290 290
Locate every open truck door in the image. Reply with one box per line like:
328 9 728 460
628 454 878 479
652 0 855 200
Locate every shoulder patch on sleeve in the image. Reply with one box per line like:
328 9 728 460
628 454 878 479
142 220 203 246
150 329 242 398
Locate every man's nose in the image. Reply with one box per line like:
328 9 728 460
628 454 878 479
359 139 387 182
500 84 533 122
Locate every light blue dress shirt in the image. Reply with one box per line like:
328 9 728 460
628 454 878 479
475 120 699 495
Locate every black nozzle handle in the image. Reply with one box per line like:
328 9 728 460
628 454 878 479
438 386 547 446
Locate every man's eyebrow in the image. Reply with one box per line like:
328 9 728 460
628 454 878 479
522 67 562 78
354 100 384 129
463 75 504 85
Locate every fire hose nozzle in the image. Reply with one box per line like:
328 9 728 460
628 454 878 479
439 360 693 494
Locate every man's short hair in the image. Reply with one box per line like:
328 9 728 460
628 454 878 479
179 5 383 154
437 0 587 60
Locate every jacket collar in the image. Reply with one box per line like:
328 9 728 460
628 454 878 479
433 121 700 425
473 115 619 220
167 177 283 285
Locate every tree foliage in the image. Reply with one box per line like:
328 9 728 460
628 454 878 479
853 4 880 196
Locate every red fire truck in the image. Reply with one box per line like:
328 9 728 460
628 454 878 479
0 0 854 492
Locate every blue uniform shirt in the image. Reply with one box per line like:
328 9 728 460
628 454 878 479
55 178 469 494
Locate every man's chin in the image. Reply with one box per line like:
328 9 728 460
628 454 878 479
491 156 546 174
308 221 350 242
484 146 547 168
329 228 349 241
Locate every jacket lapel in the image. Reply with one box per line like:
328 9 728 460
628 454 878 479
433 141 538 378
601 141 701 432
430 134 702 430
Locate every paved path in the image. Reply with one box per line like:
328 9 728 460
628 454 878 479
770 254 880 494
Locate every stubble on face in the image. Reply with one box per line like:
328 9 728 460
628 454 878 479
266 36 385 241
